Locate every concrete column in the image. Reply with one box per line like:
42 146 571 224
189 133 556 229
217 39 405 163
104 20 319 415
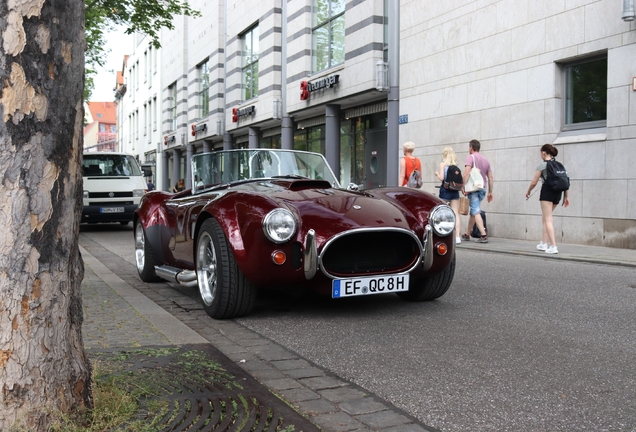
185 143 194 188
223 133 233 150
281 117 294 149
248 127 261 149
161 150 169 191
172 148 181 188
203 140 212 153
325 104 341 179
386 0 400 187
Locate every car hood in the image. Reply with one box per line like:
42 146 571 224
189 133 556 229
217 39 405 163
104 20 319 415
238 179 418 233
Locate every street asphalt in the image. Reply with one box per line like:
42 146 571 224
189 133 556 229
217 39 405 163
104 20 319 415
80 235 635 432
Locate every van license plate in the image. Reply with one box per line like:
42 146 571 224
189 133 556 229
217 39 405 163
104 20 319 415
332 274 409 298
101 207 124 213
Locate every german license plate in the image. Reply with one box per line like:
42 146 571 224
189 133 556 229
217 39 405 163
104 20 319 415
100 207 124 213
332 274 409 298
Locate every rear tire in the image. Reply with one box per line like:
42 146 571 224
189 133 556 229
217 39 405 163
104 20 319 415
134 222 161 282
196 219 256 319
398 253 456 301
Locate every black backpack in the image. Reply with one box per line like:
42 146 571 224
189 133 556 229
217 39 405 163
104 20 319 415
544 159 570 192
443 165 463 191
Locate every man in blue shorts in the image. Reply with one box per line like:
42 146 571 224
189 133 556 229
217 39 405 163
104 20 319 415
461 139 493 243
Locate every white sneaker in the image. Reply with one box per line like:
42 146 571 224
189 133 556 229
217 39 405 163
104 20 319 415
536 242 547 251
456 237 461 244
545 245 558 254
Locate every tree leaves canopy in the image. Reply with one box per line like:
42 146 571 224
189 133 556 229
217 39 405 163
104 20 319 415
84 0 200 99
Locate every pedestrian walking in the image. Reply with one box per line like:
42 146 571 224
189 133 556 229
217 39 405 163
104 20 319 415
461 139 493 243
146 177 155 192
399 141 422 188
525 144 570 254
173 178 185 193
434 146 462 244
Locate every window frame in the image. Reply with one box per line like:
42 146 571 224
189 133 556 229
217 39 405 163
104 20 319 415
168 83 178 132
561 54 608 132
312 0 345 73
241 25 259 101
199 59 210 118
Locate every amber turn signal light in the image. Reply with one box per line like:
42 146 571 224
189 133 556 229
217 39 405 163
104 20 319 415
271 251 286 265
435 242 448 256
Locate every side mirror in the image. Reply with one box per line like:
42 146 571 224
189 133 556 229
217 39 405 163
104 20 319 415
142 167 153 177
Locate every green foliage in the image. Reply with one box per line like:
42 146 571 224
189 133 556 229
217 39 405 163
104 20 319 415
84 0 201 100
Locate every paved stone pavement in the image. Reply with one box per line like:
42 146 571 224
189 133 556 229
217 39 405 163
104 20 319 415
80 238 434 432
81 234 634 432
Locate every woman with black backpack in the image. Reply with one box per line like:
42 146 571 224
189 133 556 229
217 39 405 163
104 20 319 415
525 144 570 254
435 146 463 244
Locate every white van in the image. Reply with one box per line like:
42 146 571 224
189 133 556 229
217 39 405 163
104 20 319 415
82 152 150 224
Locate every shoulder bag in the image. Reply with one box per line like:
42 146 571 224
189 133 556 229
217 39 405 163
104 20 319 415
464 155 485 192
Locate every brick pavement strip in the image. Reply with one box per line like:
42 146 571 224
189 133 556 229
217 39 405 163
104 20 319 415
79 234 437 432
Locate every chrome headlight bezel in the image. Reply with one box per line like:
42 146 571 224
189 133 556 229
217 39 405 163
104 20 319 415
262 208 297 244
429 205 456 237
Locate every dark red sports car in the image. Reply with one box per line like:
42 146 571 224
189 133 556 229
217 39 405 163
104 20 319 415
134 149 456 319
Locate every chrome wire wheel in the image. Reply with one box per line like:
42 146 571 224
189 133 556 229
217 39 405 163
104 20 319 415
134 222 146 273
196 230 218 306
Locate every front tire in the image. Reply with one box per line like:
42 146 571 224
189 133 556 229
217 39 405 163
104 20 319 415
398 254 456 301
134 222 161 282
196 219 256 319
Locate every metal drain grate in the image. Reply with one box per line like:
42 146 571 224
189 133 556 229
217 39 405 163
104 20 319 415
89 344 321 432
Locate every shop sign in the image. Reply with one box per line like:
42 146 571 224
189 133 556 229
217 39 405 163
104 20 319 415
164 135 176 146
191 123 207 136
232 105 256 122
300 74 340 100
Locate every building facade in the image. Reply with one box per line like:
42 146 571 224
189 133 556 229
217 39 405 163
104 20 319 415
115 0 636 249
117 38 163 186
84 101 117 152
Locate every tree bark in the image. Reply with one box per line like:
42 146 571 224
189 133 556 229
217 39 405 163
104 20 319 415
0 1 91 430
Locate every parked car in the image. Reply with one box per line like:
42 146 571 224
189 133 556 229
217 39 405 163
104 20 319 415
134 149 456 319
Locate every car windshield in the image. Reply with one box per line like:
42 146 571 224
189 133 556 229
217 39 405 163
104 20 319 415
191 149 340 192
83 154 142 177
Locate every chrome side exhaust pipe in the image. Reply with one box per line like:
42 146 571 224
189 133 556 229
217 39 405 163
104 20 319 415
155 265 198 288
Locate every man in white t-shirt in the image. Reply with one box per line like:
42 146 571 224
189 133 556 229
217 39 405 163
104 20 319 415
461 139 493 243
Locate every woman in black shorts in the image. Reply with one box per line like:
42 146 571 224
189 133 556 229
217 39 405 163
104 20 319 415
435 146 462 244
525 144 570 254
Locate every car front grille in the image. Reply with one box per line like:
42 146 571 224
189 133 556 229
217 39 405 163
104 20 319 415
89 192 134 198
320 230 421 277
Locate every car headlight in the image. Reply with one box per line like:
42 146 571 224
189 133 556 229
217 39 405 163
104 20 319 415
133 189 145 197
263 208 297 244
429 205 455 237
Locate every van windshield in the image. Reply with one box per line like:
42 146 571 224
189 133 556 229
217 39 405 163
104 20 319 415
83 154 142 177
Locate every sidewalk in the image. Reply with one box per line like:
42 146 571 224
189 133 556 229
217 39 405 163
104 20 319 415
456 237 636 268
79 237 634 431
80 242 431 432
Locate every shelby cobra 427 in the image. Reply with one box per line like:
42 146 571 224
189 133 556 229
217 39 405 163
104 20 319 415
134 149 456 319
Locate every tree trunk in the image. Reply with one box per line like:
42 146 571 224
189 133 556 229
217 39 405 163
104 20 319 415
0 1 91 430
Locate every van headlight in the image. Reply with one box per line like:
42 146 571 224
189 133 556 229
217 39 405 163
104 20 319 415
429 205 455 237
133 189 145 197
263 208 296 244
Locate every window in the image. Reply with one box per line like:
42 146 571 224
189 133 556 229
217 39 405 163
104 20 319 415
199 59 210 117
152 97 157 131
143 51 148 83
169 83 177 131
242 25 259 101
313 0 345 72
563 55 607 130
294 126 325 155
143 104 147 137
